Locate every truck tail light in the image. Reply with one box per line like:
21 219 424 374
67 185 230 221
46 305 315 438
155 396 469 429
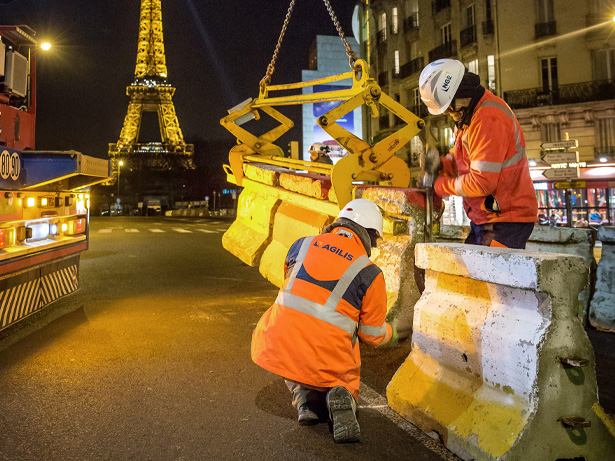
0 228 16 249
67 218 86 235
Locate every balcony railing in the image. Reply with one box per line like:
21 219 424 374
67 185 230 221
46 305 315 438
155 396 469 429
400 57 424 79
428 40 457 62
460 25 477 47
535 21 557 39
392 69 401 80
432 0 451 15
378 71 388 87
377 29 387 44
482 20 494 35
504 79 615 109
404 12 419 32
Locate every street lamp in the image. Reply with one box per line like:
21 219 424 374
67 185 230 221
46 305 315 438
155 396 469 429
117 160 124 198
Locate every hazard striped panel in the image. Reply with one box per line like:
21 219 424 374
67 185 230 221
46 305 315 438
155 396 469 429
0 255 79 330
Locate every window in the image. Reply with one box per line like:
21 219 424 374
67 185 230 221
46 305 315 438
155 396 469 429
485 0 492 21
487 55 496 92
466 4 476 27
441 23 452 44
468 59 479 74
541 57 558 91
392 7 399 34
592 49 615 81
379 12 387 41
537 0 555 23
394 50 400 75
412 87 421 107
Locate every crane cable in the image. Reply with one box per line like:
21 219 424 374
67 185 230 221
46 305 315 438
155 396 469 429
259 0 360 92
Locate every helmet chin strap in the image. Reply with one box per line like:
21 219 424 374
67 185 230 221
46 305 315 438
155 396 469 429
456 85 486 129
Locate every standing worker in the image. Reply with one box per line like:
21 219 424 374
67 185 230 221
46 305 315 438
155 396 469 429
419 59 538 248
251 199 397 443
309 142 334 164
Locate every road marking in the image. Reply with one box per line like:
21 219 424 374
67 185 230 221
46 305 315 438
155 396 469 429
196 229 217 234
359 383 458 461
149 229 165 233
173 228 192 233
98 228 112 233
125 229 139 233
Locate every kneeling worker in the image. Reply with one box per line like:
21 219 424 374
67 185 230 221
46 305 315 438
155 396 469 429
251 199 397 443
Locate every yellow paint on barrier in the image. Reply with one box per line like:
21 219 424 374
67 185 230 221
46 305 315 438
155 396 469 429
436 272 491 302
593 403 615 437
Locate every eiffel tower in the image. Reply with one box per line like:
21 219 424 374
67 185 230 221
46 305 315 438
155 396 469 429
109 0 194 178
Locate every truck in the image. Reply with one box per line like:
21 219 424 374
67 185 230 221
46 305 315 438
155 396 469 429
0 25 110 331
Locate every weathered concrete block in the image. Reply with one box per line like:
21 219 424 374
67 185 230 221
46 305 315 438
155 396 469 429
279 172 331 200
388 243 615 461
221 185 279 267
244 163 280 186
590 226 615 332
259 202 332 288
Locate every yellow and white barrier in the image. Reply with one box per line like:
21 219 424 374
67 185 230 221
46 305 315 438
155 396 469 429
387 243 615 461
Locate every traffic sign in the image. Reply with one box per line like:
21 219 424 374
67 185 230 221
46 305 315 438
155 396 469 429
541 140 578 150
541 151 579 164
542 166 579 180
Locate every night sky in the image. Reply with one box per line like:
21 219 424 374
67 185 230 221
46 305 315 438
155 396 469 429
1 0 358 159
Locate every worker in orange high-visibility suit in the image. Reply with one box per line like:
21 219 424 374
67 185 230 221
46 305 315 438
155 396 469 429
419 59 538 249
251 199 397 443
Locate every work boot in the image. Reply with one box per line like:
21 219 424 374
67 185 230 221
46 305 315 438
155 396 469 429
326 386 360 443
298 405 319 426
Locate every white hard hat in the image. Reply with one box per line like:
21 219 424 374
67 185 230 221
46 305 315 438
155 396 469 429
337 199 384 237
419 59 466 115
309 142 329 153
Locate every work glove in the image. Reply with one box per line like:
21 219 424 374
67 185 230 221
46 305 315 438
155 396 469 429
381 325 399 348
419 149 441 189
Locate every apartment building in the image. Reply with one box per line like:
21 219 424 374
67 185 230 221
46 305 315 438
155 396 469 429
359 0 615 226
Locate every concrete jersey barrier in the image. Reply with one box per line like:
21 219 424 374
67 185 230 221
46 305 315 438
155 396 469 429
387 243 615 461
589 226 615 332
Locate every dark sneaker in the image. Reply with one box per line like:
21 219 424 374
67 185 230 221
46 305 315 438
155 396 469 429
298 405 319 426
326 386 360 443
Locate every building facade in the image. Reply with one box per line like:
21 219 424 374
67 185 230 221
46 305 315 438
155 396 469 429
360 0 615 227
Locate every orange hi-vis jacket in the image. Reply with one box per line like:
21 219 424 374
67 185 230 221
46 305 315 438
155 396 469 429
251 226 393 401
435 90 538 225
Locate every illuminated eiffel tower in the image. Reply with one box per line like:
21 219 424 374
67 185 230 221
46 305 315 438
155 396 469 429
109 0 194 178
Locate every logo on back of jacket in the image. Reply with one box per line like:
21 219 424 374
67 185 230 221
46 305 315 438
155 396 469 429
442 73 452 92
313 240 354 261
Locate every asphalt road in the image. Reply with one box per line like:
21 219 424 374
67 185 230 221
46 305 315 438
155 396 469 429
0 217 459 461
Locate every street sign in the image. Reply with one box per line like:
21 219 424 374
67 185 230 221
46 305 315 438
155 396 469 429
542 166 579 180
541 151 579 164
554 181 586 189
541 140 578 150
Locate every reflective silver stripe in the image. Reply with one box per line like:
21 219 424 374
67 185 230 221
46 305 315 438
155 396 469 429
454 176 464 195
324 255 372 310
359 322 387 338
278 237 373 336
277 291 358 335
478 99 526 168
471 159 502 173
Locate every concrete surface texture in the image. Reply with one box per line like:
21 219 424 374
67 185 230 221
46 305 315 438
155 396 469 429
590 226 615 332
388 243 615 461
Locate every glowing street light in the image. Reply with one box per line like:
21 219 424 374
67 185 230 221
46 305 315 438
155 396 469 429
117 160 124 198
40 42 51 51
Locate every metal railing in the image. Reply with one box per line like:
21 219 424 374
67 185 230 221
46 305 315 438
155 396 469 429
535 21 557 38
504 79 615 109
460 25 477 47
400 57 424 79
404 12 419 32
377 29 387 44
410 104 429 118
432 0 451 15
428 40 457 62
595 147 615 159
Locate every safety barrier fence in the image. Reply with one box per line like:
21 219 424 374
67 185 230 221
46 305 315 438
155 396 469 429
387 243 615 460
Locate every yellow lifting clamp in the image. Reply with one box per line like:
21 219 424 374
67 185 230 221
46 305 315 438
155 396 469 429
220 0 425 208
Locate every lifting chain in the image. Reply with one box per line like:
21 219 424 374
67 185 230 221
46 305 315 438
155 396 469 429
259 0 360 91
